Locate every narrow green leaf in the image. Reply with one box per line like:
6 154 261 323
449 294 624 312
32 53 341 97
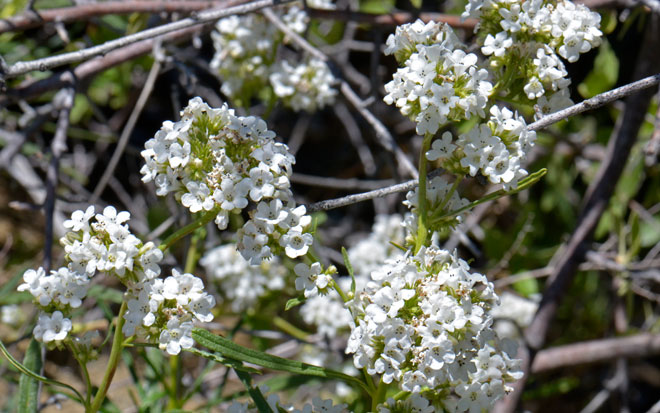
629 212 641 259
18 339 42 413
234 369 274 413
183 347 260 374
285 295 305 311
431 168 547 224
341 247 356 295
192 328 371 395
0 338 84 403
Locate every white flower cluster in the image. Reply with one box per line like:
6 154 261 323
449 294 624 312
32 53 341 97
465 0 601 115
427 107 537 188
383 20 493 135
346 246 522 411
17 206 152 343
402 175 470 235
210 1 337 111
123 269 216 355
300 215 407 338
18 206 215 354
141 97 315 265
348 214 407 277
269 57 337 112
199 244 286 312
228 385 348 413
1 304 22 326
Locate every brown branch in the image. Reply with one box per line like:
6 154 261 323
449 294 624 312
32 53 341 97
1 25 199 104
3 0 294 79
90 55 162 204
0 1 245 34
532 334 660 373
306 8 478 30
43 76 74 272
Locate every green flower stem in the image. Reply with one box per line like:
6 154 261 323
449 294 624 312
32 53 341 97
372 379 388 411
69 342 92 408
159 208 219 252
332 278 349 303
88 300 127 413
273 316 310 341
438 175 463 212
415 133 434 253
393 390 409 401
167 226 205 409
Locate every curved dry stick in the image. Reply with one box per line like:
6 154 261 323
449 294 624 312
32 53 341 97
2 0 294 79
532 334 660 373
0 0 246 34
1 26 198 105
43 77 75 272
90 56 162 204
306 8 478 29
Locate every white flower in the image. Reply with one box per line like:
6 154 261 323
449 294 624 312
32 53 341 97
181 181 215 213
96 206 130 227
481 32 512 57
33 311 72 343
280 229 314 258
200 244 286 312
426 131 456 161
159 318 194 355
63 206 95 232
294 262 327 298
124 290 155 336
213 178 251 211
139 243 163 280
189 294 215 322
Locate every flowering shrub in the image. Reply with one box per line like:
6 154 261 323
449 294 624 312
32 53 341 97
3 0 619 411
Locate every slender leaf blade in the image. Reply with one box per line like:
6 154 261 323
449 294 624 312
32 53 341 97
18 339 42 413
192 328 371 394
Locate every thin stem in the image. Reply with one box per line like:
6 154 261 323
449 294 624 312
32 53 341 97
167 227 203 409
69 343 93 408
372 379 387 411
272 316 310 341
88 300 128 413
159 209 218 252
438 175 463 212
415 133 433 253
332 278 350 303
167 355 183 409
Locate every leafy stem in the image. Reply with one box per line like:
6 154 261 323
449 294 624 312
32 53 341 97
415 133 434 253
88 300 127 413
158 208 220 252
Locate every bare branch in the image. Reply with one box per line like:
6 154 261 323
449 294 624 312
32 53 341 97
1 26 198 104
532 334 660 373
0 1 245 34
43 77 75 272
291 173 395 191
306 8 478 29
90 54 162 204
528 72 660 132
3 0 295 79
